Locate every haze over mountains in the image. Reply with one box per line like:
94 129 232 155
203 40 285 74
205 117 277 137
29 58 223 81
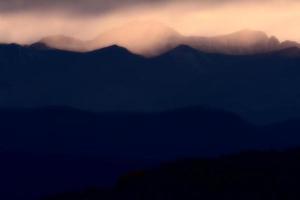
2 20 300 200
2 1 300 199
37 22 300 57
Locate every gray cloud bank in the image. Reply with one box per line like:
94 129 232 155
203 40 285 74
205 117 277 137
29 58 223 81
0 0 289 14
1 0 176 14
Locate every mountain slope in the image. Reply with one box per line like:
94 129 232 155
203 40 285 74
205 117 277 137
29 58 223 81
114 149 300 200
2 106 300 199
37 148 300 200
1 43 300 123
2 106 300 157
0 106 254 158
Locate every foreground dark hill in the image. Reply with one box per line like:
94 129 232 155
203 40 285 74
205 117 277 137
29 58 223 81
1 44 300 123
0 152 148 200
43 149 300 200
2 107 300 199
0 106 253 158
2 106 300 158
0 106 250 200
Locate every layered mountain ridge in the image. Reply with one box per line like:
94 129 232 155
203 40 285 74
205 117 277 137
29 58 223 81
3 106 300 200
35 22 300 56
1 42 300 123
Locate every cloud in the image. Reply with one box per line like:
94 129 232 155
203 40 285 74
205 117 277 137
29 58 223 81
0 0 174 14
0 0 299 44
0 0 293 15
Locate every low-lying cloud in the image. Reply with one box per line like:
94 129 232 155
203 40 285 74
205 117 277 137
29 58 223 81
0 0 299 44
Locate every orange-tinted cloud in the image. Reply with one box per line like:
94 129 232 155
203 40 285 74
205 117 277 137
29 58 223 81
0 0 299 44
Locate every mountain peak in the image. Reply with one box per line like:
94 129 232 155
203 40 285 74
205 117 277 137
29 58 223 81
90 21 183 57
162 45 201 57
89 44 132 55
28 42 51 50
25 24 300 57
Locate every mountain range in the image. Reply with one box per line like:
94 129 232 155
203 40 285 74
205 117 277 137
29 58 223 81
2 23 300 199
1 41 300 123
36 22 300 56
2 106 300 200
42 149 300 200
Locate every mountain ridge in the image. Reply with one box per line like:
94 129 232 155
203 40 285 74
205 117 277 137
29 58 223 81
31 22 300 57
2 106 300 199
1 42 300 123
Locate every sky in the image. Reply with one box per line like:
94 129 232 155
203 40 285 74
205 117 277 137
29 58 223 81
0 0 299 44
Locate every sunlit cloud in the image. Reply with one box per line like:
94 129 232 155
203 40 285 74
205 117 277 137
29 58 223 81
0 0 299 45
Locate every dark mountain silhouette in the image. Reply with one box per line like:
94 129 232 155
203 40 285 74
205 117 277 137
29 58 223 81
2 23 300 200
2 107 300 199
0 151 148 200
2 106 300 160
114 149 300 200
0 106 254 158
0 43 300 122
41 148 300 200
